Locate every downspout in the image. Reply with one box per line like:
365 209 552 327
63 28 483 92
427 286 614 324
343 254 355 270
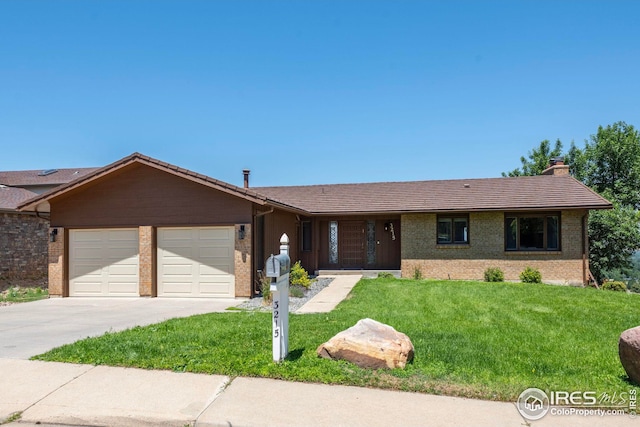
582 212 588 286
255 207 274 217
252 207 275 296
34 204 51 220
251 207 257 297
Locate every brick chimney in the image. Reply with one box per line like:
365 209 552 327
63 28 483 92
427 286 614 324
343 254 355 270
542 157 570 176
243 169 250 188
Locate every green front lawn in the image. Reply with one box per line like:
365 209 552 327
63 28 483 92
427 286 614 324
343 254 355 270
0 286 48 304
34 278 640 402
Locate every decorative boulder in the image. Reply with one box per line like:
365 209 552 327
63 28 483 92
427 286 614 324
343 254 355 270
619 326 640 385
316 318 414 369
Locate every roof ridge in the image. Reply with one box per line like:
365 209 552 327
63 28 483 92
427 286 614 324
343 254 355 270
253 174 562 190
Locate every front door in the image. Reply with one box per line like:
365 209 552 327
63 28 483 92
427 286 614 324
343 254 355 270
322 219 401 270
339 221 366 268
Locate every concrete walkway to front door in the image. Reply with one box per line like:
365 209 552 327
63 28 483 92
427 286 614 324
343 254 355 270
0 297 241 359
296 275 362 313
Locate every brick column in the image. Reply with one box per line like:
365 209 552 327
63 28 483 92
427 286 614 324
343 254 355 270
235 224 251 297
139 226 156 297
48 227 66 297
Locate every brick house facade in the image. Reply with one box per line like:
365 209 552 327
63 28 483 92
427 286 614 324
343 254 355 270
401 210 588 284
19 153 611 298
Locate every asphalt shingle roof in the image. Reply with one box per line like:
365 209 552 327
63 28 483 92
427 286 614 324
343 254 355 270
254 175 612 214
0 168 98 187
14 153 612 215
0 186 39 211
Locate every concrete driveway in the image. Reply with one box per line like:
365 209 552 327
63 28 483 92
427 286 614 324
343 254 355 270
0 297 241 359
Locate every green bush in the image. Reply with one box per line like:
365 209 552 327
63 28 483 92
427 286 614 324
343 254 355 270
413 267 423 280
290 261 311 288
602 281 627 292
629 280 640 294
377 272 395 279
520 267 542 284
484 267 504 282
289 286 305 298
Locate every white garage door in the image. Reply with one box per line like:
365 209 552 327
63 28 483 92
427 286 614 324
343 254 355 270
157 227 235 298
69 229 139 297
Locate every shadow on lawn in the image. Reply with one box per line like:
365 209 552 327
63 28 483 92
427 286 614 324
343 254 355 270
619 374 640 387
286 348 304 362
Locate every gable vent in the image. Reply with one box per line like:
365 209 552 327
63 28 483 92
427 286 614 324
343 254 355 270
38 169 59 176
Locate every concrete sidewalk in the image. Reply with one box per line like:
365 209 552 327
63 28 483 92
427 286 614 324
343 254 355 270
3 358 636 427
296 275 362 313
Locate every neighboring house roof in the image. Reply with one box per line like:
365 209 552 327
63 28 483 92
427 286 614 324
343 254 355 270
0 168 98 187
0 186 39 211
0 167 99 213
17 152 612 215
17 152 306 214
254 175 612 214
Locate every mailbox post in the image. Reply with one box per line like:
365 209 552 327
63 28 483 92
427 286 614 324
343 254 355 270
265 233 290 362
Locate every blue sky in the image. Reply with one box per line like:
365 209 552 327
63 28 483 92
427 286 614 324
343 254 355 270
1 0 638 187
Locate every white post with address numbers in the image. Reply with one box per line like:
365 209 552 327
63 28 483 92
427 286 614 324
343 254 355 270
266 233 290 363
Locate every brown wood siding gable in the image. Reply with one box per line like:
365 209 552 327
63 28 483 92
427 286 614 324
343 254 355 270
50 163 253 227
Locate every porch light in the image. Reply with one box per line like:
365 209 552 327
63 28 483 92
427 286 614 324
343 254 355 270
50 228 58 242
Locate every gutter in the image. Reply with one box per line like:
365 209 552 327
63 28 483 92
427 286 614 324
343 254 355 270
304 204 613 217
35 204 51 220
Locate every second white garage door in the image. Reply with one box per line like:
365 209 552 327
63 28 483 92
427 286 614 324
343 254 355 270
157 227 235 298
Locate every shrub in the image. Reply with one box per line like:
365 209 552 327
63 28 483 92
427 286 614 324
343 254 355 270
413 267 423 280
256 270 272 304
520 267 542 284
377 272 395 279
629 280 640 294
260 281 272 304
484 267 504 282
289 286 305 298
290 261 311 288
602 281 627 292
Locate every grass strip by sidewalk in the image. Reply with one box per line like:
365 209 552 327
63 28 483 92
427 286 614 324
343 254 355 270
34 278 640 402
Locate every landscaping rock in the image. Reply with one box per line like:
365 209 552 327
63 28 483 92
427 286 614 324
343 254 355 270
619 326 640 385
317 318 414 369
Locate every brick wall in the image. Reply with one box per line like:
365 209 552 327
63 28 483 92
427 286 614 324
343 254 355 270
139 226 155 297
235 223 252 297
48 227 65 296
401 210 587 285
0 213 49 281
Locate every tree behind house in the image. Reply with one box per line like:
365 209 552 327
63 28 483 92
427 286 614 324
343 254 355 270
504 121 640 284
502 139 563 177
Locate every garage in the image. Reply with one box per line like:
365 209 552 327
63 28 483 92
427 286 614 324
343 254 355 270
157 226 235 298
69 229 140 296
